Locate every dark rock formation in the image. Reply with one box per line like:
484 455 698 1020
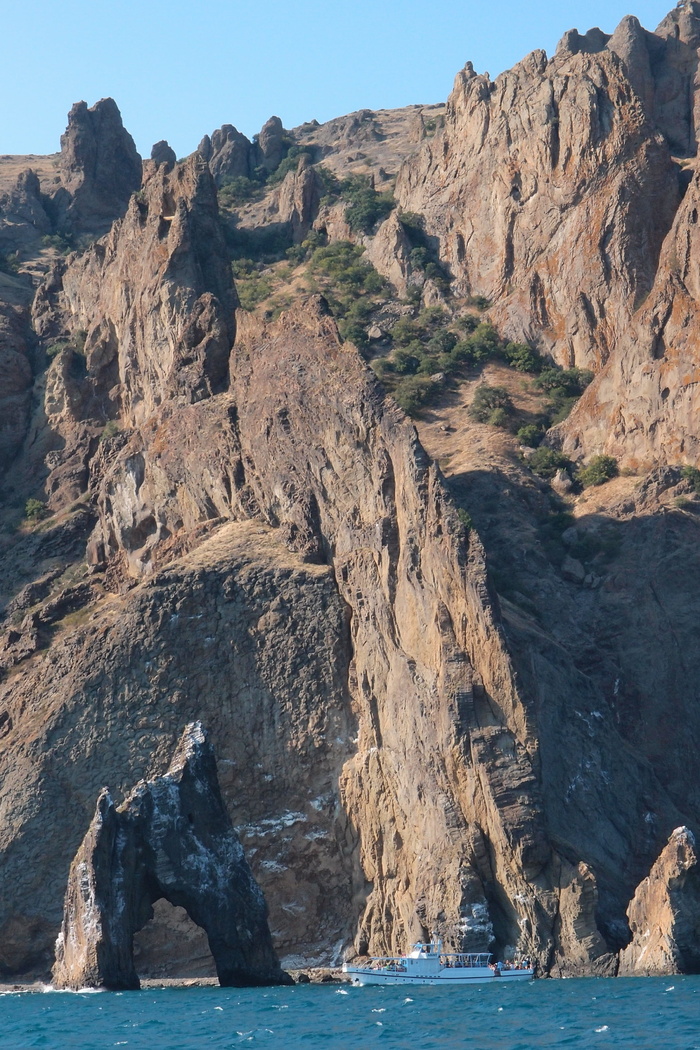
0 286 34 475
0 169 51 255
257 115 288 171
150 140 176 171
54 98 142 238
619 827 700 975
199 117 291 185
52 722 291 989
199 124 255 185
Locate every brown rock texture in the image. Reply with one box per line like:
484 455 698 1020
1 3 700 984
557 162 700 468
619 827 700 975
292 105 446 189
52 722 290 989
0 169 51 255
54 98 142 239
35 152 237 432
199 124 255 185
395 18 698 370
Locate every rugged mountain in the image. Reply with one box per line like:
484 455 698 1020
395 24 685 371
1 4 700 984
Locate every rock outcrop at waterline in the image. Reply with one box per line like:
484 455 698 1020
618 827 700 976
52 722 290 990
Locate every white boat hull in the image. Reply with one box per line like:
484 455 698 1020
344 966 534 986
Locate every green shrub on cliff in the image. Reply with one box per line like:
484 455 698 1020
517 424 543 447
527 448 571 479
341 175 395 234
218 176 264 207
502 341 542 373
577 455 618 487
25 498 48 522
0 251 20 274
468 384 514 424
267 145 316 185
680 465 700 494
393 375 438 416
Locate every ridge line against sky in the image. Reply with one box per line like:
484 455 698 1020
2 0 675 158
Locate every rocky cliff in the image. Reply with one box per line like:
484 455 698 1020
395 26 682 371
1 4 700 983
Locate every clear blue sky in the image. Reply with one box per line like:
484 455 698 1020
1 0 674 158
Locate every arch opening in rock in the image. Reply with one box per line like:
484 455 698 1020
133 899 217 980
52 722 292 990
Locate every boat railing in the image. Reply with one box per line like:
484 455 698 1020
439 952 493 968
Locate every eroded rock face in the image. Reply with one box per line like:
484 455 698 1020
52 722 291 989
0 284 34 474
396 33 682 369
364 211 416 297
0 520 357 976
199 124 255 185
69 295 620 972
2 5 700 981
556 165 700 468
35 153 237 430
619 827 700 975
54 98 142 239
258 116 288 172
0 169 51 255
199 116 291 185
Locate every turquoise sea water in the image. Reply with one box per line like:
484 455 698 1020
1 976 699 1050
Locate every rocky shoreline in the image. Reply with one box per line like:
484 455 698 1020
0 968 350 993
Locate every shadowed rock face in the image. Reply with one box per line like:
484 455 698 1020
0 169 51 256
52 722 291 990
55 98 142 239
199 125 255 185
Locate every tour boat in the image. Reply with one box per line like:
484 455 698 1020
342 937 534 986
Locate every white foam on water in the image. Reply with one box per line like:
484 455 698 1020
404 997 413 1003
41 984 104 994
666 986 675 992
335 988 349 995
214 1006 223 1011
595 1025 609 1033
